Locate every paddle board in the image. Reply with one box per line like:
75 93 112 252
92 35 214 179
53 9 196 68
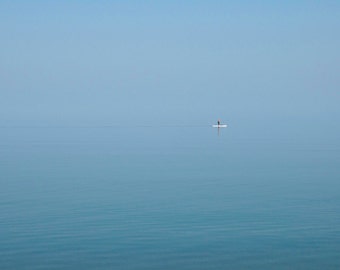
212 125 227 128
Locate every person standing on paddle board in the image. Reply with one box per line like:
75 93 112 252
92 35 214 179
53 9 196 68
217 119 221 125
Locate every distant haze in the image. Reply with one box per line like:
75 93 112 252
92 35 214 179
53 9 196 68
1 1 339 139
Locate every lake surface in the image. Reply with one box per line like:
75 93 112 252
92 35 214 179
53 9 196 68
1 126 340 269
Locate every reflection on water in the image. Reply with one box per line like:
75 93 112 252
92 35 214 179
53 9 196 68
1 127 340 269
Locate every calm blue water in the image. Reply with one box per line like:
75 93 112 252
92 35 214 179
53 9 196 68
1 126 340 269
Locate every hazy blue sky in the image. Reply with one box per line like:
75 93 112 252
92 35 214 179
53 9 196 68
1 1 339 134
